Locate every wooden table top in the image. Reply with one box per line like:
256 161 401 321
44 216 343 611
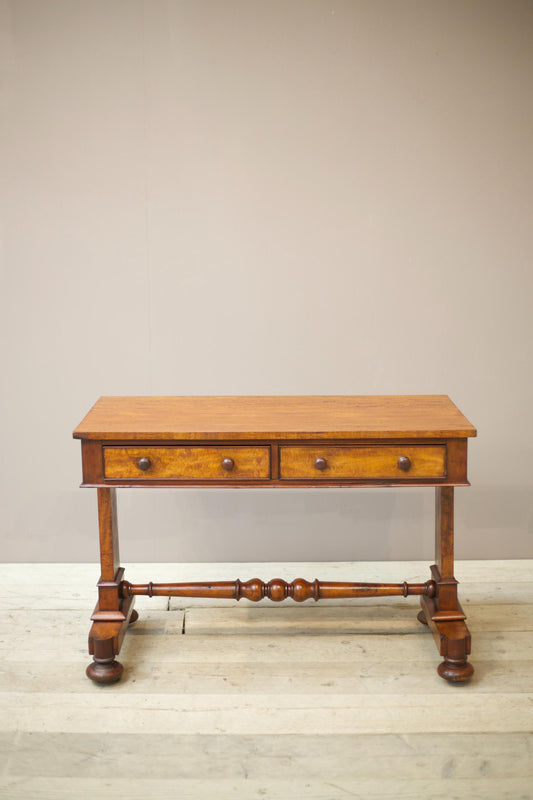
73 395 476 441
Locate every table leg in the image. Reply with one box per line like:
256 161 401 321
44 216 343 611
86 488 136 684
419 486 474 682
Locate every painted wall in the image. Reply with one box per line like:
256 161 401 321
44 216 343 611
1 0 532 562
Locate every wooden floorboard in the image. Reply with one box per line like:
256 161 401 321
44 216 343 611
1 776 532 800
0 561 532 799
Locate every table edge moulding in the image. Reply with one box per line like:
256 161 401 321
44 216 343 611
73 395 477 685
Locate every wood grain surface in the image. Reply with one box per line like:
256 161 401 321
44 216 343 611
279 445 446 480
73 395 477 441
103 446 270 480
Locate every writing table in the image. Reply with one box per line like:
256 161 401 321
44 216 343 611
73 395 476 684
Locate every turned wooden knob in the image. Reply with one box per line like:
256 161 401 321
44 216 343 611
397 456 411 472
314 457 328 471
221 457 235 471
137 457 151 471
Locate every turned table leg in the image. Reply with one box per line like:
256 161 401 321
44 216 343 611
86 488 135 684
420 486 474 682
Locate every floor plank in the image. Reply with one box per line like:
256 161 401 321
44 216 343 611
1 561 532 800
1 776 532 800
1 690 532 735
181 601 533 634
3 731 532 778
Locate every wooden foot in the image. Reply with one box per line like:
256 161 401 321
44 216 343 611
129 609 139 624
87 604 134 685
420 593 473 683
438 657 474 683
417 609 428 625
86 656 123 684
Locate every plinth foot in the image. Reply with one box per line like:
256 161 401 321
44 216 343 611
86 657 123 684
129 609 139 625
437 657 474 683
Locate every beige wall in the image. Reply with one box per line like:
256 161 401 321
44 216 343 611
1 0 532 563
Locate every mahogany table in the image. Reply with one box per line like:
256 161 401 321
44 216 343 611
73 395 476 684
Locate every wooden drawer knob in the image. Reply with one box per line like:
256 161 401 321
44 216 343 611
137 457 151 471
397 456 411 472
314 457 328 471
221 457 235 471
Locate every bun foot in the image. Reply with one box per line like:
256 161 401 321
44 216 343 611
437 657 474 683
417 610 428 625
129 609 139 625
86 657 123 685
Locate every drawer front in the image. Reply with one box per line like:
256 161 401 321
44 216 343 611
279 445 446 480
104 446 270 480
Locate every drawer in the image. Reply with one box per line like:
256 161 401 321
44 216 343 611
279 445 446 480
104 446 270 480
